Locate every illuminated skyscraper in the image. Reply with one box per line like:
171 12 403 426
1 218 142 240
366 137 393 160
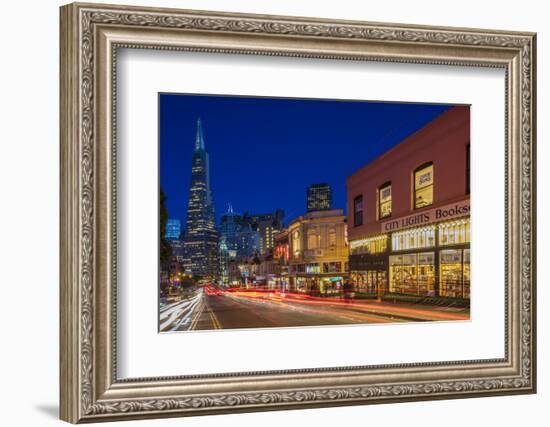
243 209 284 254
219 203 262 284
182 118 219 279
165 219 181 240
307 183 332 212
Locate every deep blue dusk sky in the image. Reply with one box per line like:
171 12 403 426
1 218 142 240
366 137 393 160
159 94 451 226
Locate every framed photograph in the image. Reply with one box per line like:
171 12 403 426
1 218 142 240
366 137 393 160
60 2 537 423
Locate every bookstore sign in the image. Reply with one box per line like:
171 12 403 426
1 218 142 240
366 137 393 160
381 199 470 233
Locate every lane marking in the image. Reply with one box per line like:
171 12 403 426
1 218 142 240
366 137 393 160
206 301 222 329
159 292 203 330
188 301 205 331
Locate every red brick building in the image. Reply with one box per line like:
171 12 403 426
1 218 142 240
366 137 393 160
346 106 470 299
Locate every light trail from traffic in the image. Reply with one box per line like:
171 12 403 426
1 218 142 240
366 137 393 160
160 286 469 332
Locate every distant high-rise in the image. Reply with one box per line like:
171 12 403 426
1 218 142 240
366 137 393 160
218 203 261 284
182 118 219 279
307 183 332 212
165 219 181 240
243 209 284 254
219 204 242 283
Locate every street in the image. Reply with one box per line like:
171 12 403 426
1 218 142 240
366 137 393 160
160 288 470 332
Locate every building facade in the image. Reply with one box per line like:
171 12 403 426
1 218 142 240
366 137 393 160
273 230 290 291
242 209 284 254
182 118 219 280
288 209 349 295
218 204 263 285
165 218 182 240
218 204 242 284
256 251 280 289
307 183 332 212
168 239 185 264
346 106 470 300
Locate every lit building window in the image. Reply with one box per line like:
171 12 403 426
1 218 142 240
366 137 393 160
322 262 341 273
353 195 363 227
350 235 388 254
463 249 470 298
414 163 434 209
328 228 337 247
440 249 469 298
439 218 470 246
307 228 319 250
466 143 470 194
305 263 320 273
292 230 301 256
392 226 435 251
389 252 435 295
378 182 392 219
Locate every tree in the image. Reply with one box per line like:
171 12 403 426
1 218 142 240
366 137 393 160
159 187 172 270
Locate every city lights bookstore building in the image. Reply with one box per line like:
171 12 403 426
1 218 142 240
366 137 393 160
347 106 470 301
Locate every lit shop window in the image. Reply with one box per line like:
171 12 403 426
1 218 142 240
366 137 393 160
414 163 434 209
351 271 387 295
378 182 392 219
305 263 321 273
389 252 435 295
463 249 470 298
350 235 388 255
439 249 470 298
322 262 342 273
439 218 470 246
353 195 363 227
391 226 435 251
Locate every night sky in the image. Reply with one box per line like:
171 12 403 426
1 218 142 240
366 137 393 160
159 93 451 227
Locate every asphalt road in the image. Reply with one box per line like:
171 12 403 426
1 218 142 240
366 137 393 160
160 289 469 332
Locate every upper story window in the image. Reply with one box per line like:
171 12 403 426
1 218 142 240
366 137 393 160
292 230 301 254
378 182 392 219
414 163 434 209
328 227 336 247
353 195 363 227
307 228 319 250
466 143 470 194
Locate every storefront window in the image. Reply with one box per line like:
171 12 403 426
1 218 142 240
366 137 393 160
439 249 467 298
414 163 434 209
391 226 435 251
294 277 308 293
351 271 387 296
350 235 388 254
323 262 342 273
319 278 342 296
417 252 435 295
305 263 320 273
379 182 392 219
463 249 470 298
439 218 470 246
389 253 435 295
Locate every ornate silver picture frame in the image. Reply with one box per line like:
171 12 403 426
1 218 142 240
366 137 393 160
60 2 536 423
